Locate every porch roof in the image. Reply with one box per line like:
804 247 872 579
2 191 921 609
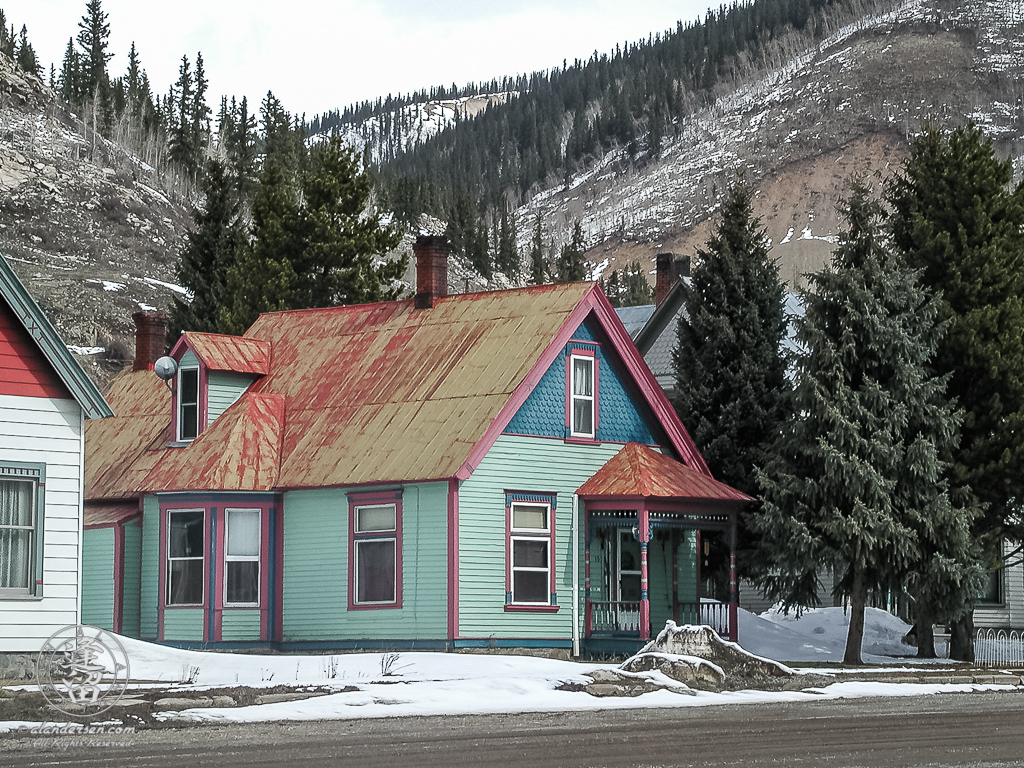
576 443 753 503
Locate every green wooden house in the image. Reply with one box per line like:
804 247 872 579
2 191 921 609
83 237 749 655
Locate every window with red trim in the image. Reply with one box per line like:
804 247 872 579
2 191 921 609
506 493 556 608
349 495 402 609
568 349 597 439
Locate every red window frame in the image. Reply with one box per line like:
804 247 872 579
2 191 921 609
565 345 599 441
348 491 403 610
504 491 558 612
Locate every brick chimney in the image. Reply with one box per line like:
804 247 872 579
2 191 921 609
655 253 690 307
131 311 169 372
414 235 450 309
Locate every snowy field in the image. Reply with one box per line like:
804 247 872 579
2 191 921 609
3 606 1018 730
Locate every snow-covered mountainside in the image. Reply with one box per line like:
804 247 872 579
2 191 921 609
0 55 190 386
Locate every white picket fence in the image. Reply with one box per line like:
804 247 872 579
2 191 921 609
975 629 1024 667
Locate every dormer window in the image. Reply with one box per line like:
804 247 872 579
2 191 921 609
177 367 200 441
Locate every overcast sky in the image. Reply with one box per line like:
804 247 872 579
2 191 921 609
7 0 719 118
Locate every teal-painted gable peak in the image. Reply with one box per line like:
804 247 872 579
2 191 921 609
504 317 667 446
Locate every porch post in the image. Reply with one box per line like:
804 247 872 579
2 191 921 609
729 512 738 642
584 511 592 637
639 508 650 640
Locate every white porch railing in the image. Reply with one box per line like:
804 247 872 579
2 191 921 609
589 601 641 633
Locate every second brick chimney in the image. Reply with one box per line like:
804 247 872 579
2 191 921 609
655 253 690 307
131 311 169 371
414 235 451 309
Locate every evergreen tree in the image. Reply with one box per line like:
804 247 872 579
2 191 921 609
620 260 653 306
191 52 211 162
603 269 623 306
168 55 196 174
529 217 547 285
59 37 82 104
555 221 587 282
753 181 974 664
495 204 519 278
170 158 244 338
76 0 111 97
15 25 38 76
887 123 1024 661
291 136 405 308
674 178 788 498
220 159 299 335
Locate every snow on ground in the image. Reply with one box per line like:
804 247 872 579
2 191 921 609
3 607 1015 730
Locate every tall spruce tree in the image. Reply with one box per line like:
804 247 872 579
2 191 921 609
620 261 653 306
529 217 547 285
219 159 299 335
495 204 519 278
291 136 405 307
76 0 111 97
753 182 974 664
674 178 788 499
887 123 1024 661
555 221 587 282
170 158 244 339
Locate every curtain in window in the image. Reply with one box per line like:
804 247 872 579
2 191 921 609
0 480 32 590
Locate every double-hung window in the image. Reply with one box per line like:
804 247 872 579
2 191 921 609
224 508 260 605
508 500 554 606
166 510 204 605
570 352 595 438
350 501 401 608
0 464 43 598
177 367 200 441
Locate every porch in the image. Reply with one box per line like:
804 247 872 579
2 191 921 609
575 444 751 653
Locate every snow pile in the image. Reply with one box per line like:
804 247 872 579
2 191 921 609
739 605 915 662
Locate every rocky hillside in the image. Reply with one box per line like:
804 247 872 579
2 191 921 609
0 54 190 386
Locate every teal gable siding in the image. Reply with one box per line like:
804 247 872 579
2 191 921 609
281 482 449 642
122 520 142 638
179 350 199 369
207 371 257 422
81 527 115 631
457 434 625 641
504 317 665 445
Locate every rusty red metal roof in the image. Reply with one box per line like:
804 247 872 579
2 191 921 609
183 332 271 375
577 443 752 502
142 393 284 492
84 502 140 528
86 282 712 499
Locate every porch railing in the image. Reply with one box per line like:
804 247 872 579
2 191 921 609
589 601 641 633
976 628 1024 667
587 600 733 638
675 601 731 637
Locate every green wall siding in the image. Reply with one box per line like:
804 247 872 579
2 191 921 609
282 482 449 642
179 350 198 368
458 434 624 640
221 610 261 641
121 520 142 638
81 527 115 631
163 609 204 641
207 371 257 422
140 495 160 639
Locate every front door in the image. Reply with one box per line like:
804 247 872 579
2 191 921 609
616 529 641 630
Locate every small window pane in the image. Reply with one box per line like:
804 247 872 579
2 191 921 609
227 509 260 557
513 539 548 568
0 530 31 590
169 559 203 604
226 561 259 604
181 368 198 403
356 504 396 533
512 504 548 531
513 570 548 603
356 539 396 603
573 357 593 396
0 480 32 526
169 511 204 557
573 399 593 435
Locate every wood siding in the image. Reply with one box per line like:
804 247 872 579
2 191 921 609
0 299 70 400
975 538 1024 629
281 483 448 642
81 526 115 630
122 520 142 637
0 393 84 652
458 434 624 640
221 609 261 641
139 495 160 639
207 371 257 423
163 608 204 641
